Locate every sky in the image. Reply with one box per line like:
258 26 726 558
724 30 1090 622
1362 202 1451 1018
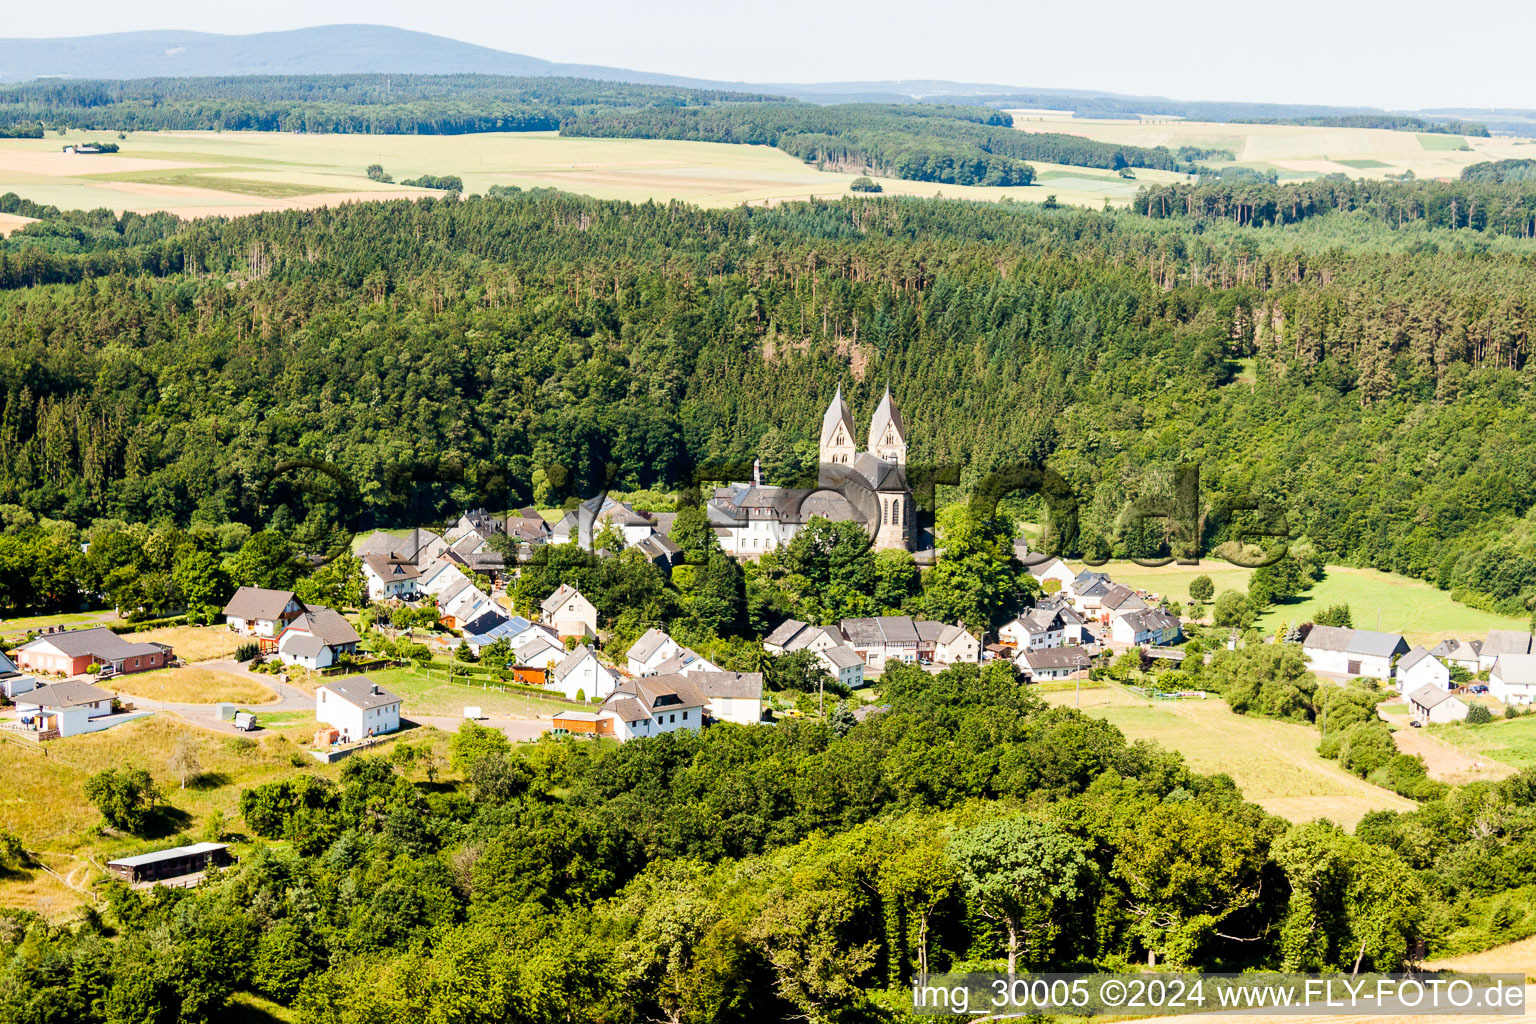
6 0 1532 111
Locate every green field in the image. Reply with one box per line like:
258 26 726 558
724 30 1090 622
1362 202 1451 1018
1071 561 1526 644
1428 715 1536 769
366 664 577 718
1039 683 1413 827
1417 132 1470 151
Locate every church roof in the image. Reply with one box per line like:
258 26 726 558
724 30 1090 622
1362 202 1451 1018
868 388 906 449
820 386 855 449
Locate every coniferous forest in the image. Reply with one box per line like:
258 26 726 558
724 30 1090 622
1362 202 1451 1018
7 158 1536 1022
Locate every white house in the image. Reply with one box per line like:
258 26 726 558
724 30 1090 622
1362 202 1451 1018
1021 647 1092 682
1408 684 1469 725
1109 608 1183 646
14 680 119 737
276 607 361 670
223 588 307 646
541 584 598 640
1429 638 1482 674
627 628 681 676
652 647 722 676
549 645 617 702
1024 556 1077 594
932 624 981 665
762 620 844 656
1395 647 1451 695
598 676 707 742
839 616 921 669
817 644 865 690
1000 608 1065 650
685 671 765 725
512 627 567 670
360 553 422 601
0 650 36 699
316 678 401 741
1480 630 1532 672
1302 626 1408 680
1490 654 1536 706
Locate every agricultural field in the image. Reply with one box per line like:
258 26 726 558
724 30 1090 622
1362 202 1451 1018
1070 560 1526 644
0 128 1189 218
1038 682 1414 828
106 666 278 706
1006 111 1536 181
0 715 436 919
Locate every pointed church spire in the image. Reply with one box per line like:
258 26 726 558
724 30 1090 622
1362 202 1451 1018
868 387 907 465
819 385 856 451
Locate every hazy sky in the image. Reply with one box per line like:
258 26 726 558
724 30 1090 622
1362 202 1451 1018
7 0 1531 110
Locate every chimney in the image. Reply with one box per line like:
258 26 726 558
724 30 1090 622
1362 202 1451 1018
753 458 762 487
371 683 381 696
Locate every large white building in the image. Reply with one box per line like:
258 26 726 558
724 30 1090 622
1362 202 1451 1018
598 676 707 743
709 388 917 558
316 678 402 741
1301 626 1408 680
1490 654 1536 705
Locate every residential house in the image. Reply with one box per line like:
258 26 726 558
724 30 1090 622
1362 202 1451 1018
444 509 502 546
13 627 173 678
1302 625 1408 680
445 531 507 580
1068 569 1111 602
1429 638 1482 674
1024 556 1077 595
540 584 598 640
651 647 722 676
356 528 449 568
1000 607 1066 650
504 507 553 561
626 628 681 676
549 645 618 702
1490 654 1536 706
597 675 707 743
276 607 361 670
436 579 506 634
1396 647 1451 695
360 553 422 601
1408 684 1469 724
14 679 123 737
839 615 921 669
683 670 765 725
316 678 401 741
0 650 37 699
930 623 981 665
1109 608 1183 646
1480 630 1533 672
1021 647 1092 682
817 644 865 690
510 625 567 671
763 620 845 656
554 496 682 567
223 587 306 647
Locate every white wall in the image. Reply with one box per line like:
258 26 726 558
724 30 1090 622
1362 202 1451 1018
551 655 617 702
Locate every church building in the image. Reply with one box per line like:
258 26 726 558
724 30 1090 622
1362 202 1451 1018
708 387 918 557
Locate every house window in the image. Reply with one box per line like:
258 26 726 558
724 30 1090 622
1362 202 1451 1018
669 713 676 723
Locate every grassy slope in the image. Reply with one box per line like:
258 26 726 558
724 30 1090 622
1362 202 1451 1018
1069 561 1527 645
1039 682 1413 828
1427 715 1536 769
366 664 578 718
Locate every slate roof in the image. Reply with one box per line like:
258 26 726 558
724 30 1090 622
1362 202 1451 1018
1345 629 1408 658
628 628 674 664
279 632 325 658
764 619 810 648
937 624 971 646
542 584 588 615
1408 684 1457 710
361 553 421 582
223 587 300 621
290 607 359 647
607 675 707 712
1026 557 1068 579
1023 647 1092 671
651 647 717 676
662 670 762 701
1302 624 1354 652
840 615 920 647
1483 629 1533 658
21 679 115 707
1493 653 1536 685
1118 608 1181 633
867 388 906 448
1430 638 1481 661
1398 647 1434 673
321 677 400 710
552 645 598 683
21 626 162 661
821 645 864 671
1099 584 1147 612
820 385 855 449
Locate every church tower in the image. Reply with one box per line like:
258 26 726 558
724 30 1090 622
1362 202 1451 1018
819 386 857 466
867 388 907 466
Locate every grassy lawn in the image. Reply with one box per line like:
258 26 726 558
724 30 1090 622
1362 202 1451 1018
0 609 115 640
134 624 245 662
107 667 278 706
0 715 452 921
366 665 578 718
1072 560 1525 644
1038 682 1413 828
1427 715 1536 770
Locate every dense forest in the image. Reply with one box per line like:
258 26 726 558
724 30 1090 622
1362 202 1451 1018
9 662 1533 1024
1132 175 1536 238
1233 114 1487 136
0 74 779 135
5 190 1536 613
1462 158 1536 183
562 103 1206 182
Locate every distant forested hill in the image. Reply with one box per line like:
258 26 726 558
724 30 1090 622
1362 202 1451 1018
5 190 1536 612
1462 159 1536 183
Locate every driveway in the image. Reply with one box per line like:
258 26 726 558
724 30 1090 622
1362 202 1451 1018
409 714 553 742
1377 705 1516 783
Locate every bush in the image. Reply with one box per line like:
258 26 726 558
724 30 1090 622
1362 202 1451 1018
365 163 393 183
401 173 463 192
234 642 260 663
1467 704 1494 725
849 176 882 193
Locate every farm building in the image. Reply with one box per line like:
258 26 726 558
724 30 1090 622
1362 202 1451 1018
1490 654 1536 706
316 678 401 741
1396 647 1451 694
1430 638 1482 674
1301 625 1407 679
1407 685 1469 725
1479 630 1532 672
13 627 173 678
107 842 233 884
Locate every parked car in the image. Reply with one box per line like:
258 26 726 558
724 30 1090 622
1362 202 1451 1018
1470 684 1489 694
1409 719 1423 728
